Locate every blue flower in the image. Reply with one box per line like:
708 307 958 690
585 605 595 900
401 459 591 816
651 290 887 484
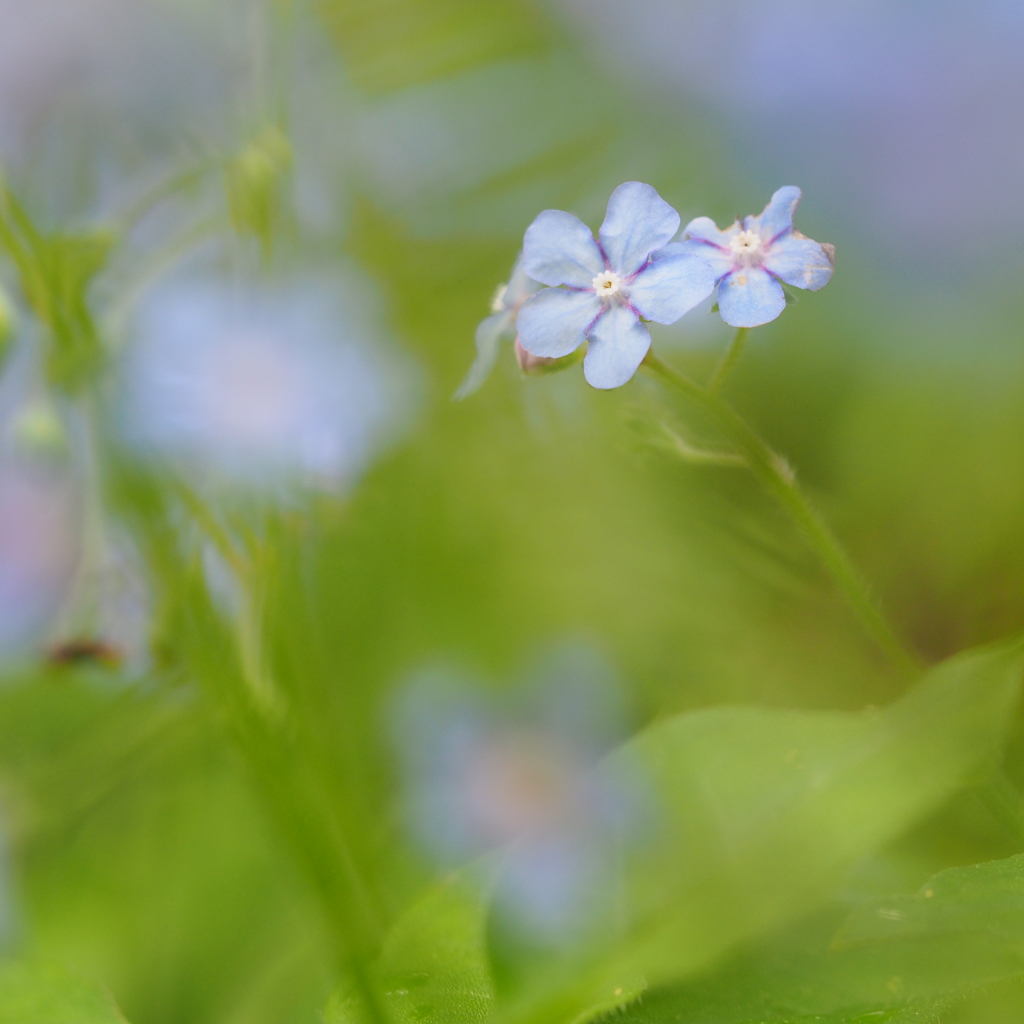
120 276 413 492
515 182 716 390
672 186 835 328
455 254 540 399
393 644 644 943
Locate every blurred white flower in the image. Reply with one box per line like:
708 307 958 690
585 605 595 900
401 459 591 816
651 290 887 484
394 644 642 943
119 276 415 491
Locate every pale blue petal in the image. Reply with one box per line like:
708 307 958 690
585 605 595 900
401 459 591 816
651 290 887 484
669 237 734 281
763 233 835 291
681 215 734 247
522 210 604 288
599 182 681 277
747 186 802 243
583 303 650 389
517 287 600 359
504 254 541 308
454 311 512 399
628 251 716 324
717 267 787 328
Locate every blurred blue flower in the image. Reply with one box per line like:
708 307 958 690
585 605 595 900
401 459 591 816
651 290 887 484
120 276 414 492
0 460 80 658
673 186 835 328
516 182 715 390
394 644 643 943
0 344 81 662
455 253 540 399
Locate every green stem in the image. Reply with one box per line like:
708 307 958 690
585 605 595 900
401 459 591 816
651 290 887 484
707 327 749 394
173 484 387 1024
642 352 923 679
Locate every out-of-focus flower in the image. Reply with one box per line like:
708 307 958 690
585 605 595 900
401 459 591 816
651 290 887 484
516 182 715 390
394 645 641 942
119 277 413 492
455 254 541 398
672 186 834 329
0 0 235 177
0 460 80 657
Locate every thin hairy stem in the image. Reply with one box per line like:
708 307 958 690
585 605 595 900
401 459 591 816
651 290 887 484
642 351 923 679
707 327 749 394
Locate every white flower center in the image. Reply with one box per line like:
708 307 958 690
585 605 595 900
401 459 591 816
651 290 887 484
730 230 763 262
592 270 622 298
490 283 508 313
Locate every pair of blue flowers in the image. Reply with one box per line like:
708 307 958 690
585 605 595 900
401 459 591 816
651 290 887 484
460 183 834 394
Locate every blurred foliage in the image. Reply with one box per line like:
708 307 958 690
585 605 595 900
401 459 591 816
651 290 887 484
0 184 111 392
317 0 552 95
1 1 1024 1024
225 125 293 253
0 959 127 1023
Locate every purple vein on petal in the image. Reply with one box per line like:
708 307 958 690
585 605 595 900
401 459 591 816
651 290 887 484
584 306 607 336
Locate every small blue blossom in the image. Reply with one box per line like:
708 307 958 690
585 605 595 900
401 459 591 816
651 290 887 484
455 254 540 399
516 182 716 390
393 644 643 943
120 276 413 493
672 186 835 328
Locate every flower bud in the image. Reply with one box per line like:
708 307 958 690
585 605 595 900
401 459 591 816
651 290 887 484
225 126 293 252
11 398 68 457
514 338 583 376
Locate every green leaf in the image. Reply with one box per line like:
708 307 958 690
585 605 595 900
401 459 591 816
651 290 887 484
495 640 1024 1024
0 960 129 1024
616 638 1024 987
611 850 1024 1024
835 850 1024 972
325 869 495 1024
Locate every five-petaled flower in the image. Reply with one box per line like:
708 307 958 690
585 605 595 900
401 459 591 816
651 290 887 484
455 254 541 399
515 182 715 390
671 186 835 328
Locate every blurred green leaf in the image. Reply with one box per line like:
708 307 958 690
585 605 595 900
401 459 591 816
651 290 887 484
611 851 1024 1024
837 851 1024 952
324 869 494 1024
491 640 1024 1024
617 638 1024 987
0 184 111 392
318 0 551 95
0 960 129 1023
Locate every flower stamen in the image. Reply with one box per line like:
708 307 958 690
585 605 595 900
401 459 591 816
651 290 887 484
729 230 763 262
592 270 622 298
